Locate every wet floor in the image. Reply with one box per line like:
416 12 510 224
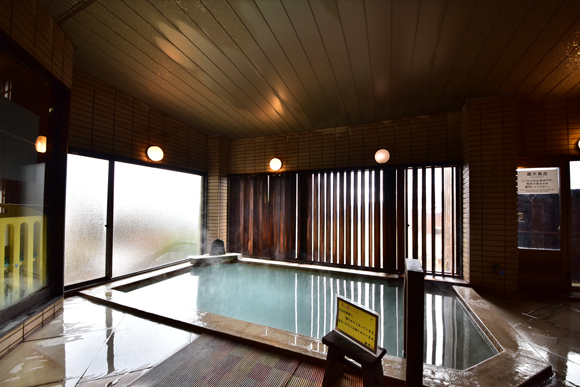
479 293 580 387
0 292 578 386
0 296 200 387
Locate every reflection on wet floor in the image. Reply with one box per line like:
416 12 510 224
0 296 199 387
0 292 578 386
480 293 580 387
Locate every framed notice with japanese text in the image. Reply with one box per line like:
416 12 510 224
334 296 380 355
517 167 559 194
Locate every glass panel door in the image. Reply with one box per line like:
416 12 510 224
64 155 109 285
571 161 580 287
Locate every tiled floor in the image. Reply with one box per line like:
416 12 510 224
478 293 580 387
0 292 578 386
0 296 200 387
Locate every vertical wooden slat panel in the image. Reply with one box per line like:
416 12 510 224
353 171 359 266
313 173 319 262
319 173 325 263
397 169 406 272
338 172 345 266
248 177 255 255
332 172 338 264
422 167 427 270
374 170 381 269
431 169 436 275
346 171 352 266
243 177 251 256
288 174 297 259
441 168 446 276
253 176 261 257
298 173 308 261
412 167 419 260
306 174 313 261
325 173 332 263
385 169 397 272
261 175 269 257
452 168 457 276
279 175 286 260
361 170 367 267
272 176 280 259
228 177 239 253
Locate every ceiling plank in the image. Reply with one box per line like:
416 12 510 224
478 0 564 97
458 0 533 102
283 0 351 126
225 0 323 131
255 0 338 128
147 0 299 137
365 0 392 120
122 0 284 136
403 0 450 118
388 0 420 117
66 10 253 138
309 0 364 124
337 0 376 123
418 0 476 115
496 0 580 96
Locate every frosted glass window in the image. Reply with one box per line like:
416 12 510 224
113 162 202 277
64 155 109 285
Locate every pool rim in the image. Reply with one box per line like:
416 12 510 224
78 254 552 387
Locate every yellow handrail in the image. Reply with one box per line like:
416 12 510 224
0 215 46 307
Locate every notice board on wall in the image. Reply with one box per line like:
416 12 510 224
517 168 559 194
334 296 380 355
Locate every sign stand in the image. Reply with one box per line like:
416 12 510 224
322 330 386 387
322 296 386 387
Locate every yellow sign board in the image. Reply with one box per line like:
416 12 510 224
335 296 379 354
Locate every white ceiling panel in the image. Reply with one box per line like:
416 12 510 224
40 0 580 139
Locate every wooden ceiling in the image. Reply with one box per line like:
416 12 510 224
41 0 580 140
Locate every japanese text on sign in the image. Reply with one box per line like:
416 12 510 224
335 296 379 354
517 168 559 194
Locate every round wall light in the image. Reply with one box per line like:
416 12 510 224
270 157 282 171
374 149 390 164
35 136 47 153
147 146 164 161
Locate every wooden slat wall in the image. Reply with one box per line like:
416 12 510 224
228 174 297 260
68 67 208 172
228 112 462 174
403 166 460 277
0 0 73 88
304 169 397 271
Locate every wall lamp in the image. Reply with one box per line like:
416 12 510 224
147 146 164 161
374 149 390 164
270 157 282 171
35 136 47 153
